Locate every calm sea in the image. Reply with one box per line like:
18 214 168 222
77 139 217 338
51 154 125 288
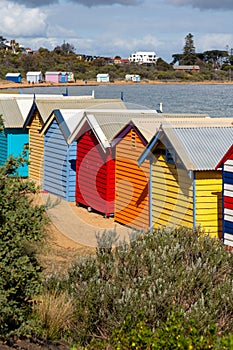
16 83 233 118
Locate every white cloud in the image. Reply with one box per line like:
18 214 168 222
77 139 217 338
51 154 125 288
197 34 233 52
1 1 47 37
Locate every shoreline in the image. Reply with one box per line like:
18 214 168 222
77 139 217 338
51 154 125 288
0 78 233 91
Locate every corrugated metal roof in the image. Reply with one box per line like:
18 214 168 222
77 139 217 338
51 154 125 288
26 71 42 75
163 126 233 171
54 109 86 140
87 110 159 142
35 98 126 123
68 110 220 146
0 98 32 128
5 73 21 77
129 116 216 143
161 113 209 118
17 98 34 121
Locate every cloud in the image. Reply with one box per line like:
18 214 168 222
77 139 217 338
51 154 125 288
197 34 233 52
1 1 47 36
8 0 58 6
167 0 233 10
70 0 142 5
9 0 142 7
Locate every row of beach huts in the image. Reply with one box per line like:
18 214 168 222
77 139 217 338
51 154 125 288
1 93 233 246
5 72 140 84
5 71 75 84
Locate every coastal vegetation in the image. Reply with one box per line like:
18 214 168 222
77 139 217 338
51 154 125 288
1 152 233 348
0 33 233 83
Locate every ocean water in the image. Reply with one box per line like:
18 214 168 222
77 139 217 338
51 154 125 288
17 83 233 118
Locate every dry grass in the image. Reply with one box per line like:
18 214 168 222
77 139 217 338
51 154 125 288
33 290 75 340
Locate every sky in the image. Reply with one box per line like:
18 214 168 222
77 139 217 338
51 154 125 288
0 0 233 63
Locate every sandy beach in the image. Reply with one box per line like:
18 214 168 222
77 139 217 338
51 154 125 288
1 78 233 92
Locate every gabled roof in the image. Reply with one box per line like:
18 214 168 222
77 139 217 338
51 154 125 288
68 109 160 148
215 144 233 170
5 73 21 77
138 118 233 172
0 97 34 128
67 110 210 150
24 97 126 128
26 71 42 75
45 71 62 75
41 109 85 141
112 113 211 146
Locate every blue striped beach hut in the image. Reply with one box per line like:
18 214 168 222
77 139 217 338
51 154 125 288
216 145 233 247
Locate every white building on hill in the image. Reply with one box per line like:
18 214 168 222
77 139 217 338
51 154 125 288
128 51 158 64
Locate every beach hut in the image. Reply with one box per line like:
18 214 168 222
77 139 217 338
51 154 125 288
138 120 233 239
0 97 34 176
45 71 62 83
216 145 233 246
5 73 22 83
61 72 68 83
26 71 43 83
113 117 159 228
67 72 74 82
96 73 110 83
41 109 85 201
69 110 157 217
24 97 126 184
125 74 141 82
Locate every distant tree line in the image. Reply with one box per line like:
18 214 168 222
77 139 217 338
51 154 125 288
0 34 233 82
172 33 233 70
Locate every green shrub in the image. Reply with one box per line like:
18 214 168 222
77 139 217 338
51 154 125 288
43 226 233 345
0 155 48 337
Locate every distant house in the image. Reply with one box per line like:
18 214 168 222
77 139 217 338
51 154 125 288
45 71 62 83
26 71 43 84
125 74 141 82
96 73 110 83
173 65 200 72
5 73 22 83
128 51 158 64
113 58 129 64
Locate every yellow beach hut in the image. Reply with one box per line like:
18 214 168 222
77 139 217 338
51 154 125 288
138 120 233 239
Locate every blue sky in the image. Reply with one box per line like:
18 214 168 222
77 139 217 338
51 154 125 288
1 0 233 62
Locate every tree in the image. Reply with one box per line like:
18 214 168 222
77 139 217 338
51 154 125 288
156 58 173 71
53 41 76 55
171 53 184 65
202 50 228 69
182 33 196 65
